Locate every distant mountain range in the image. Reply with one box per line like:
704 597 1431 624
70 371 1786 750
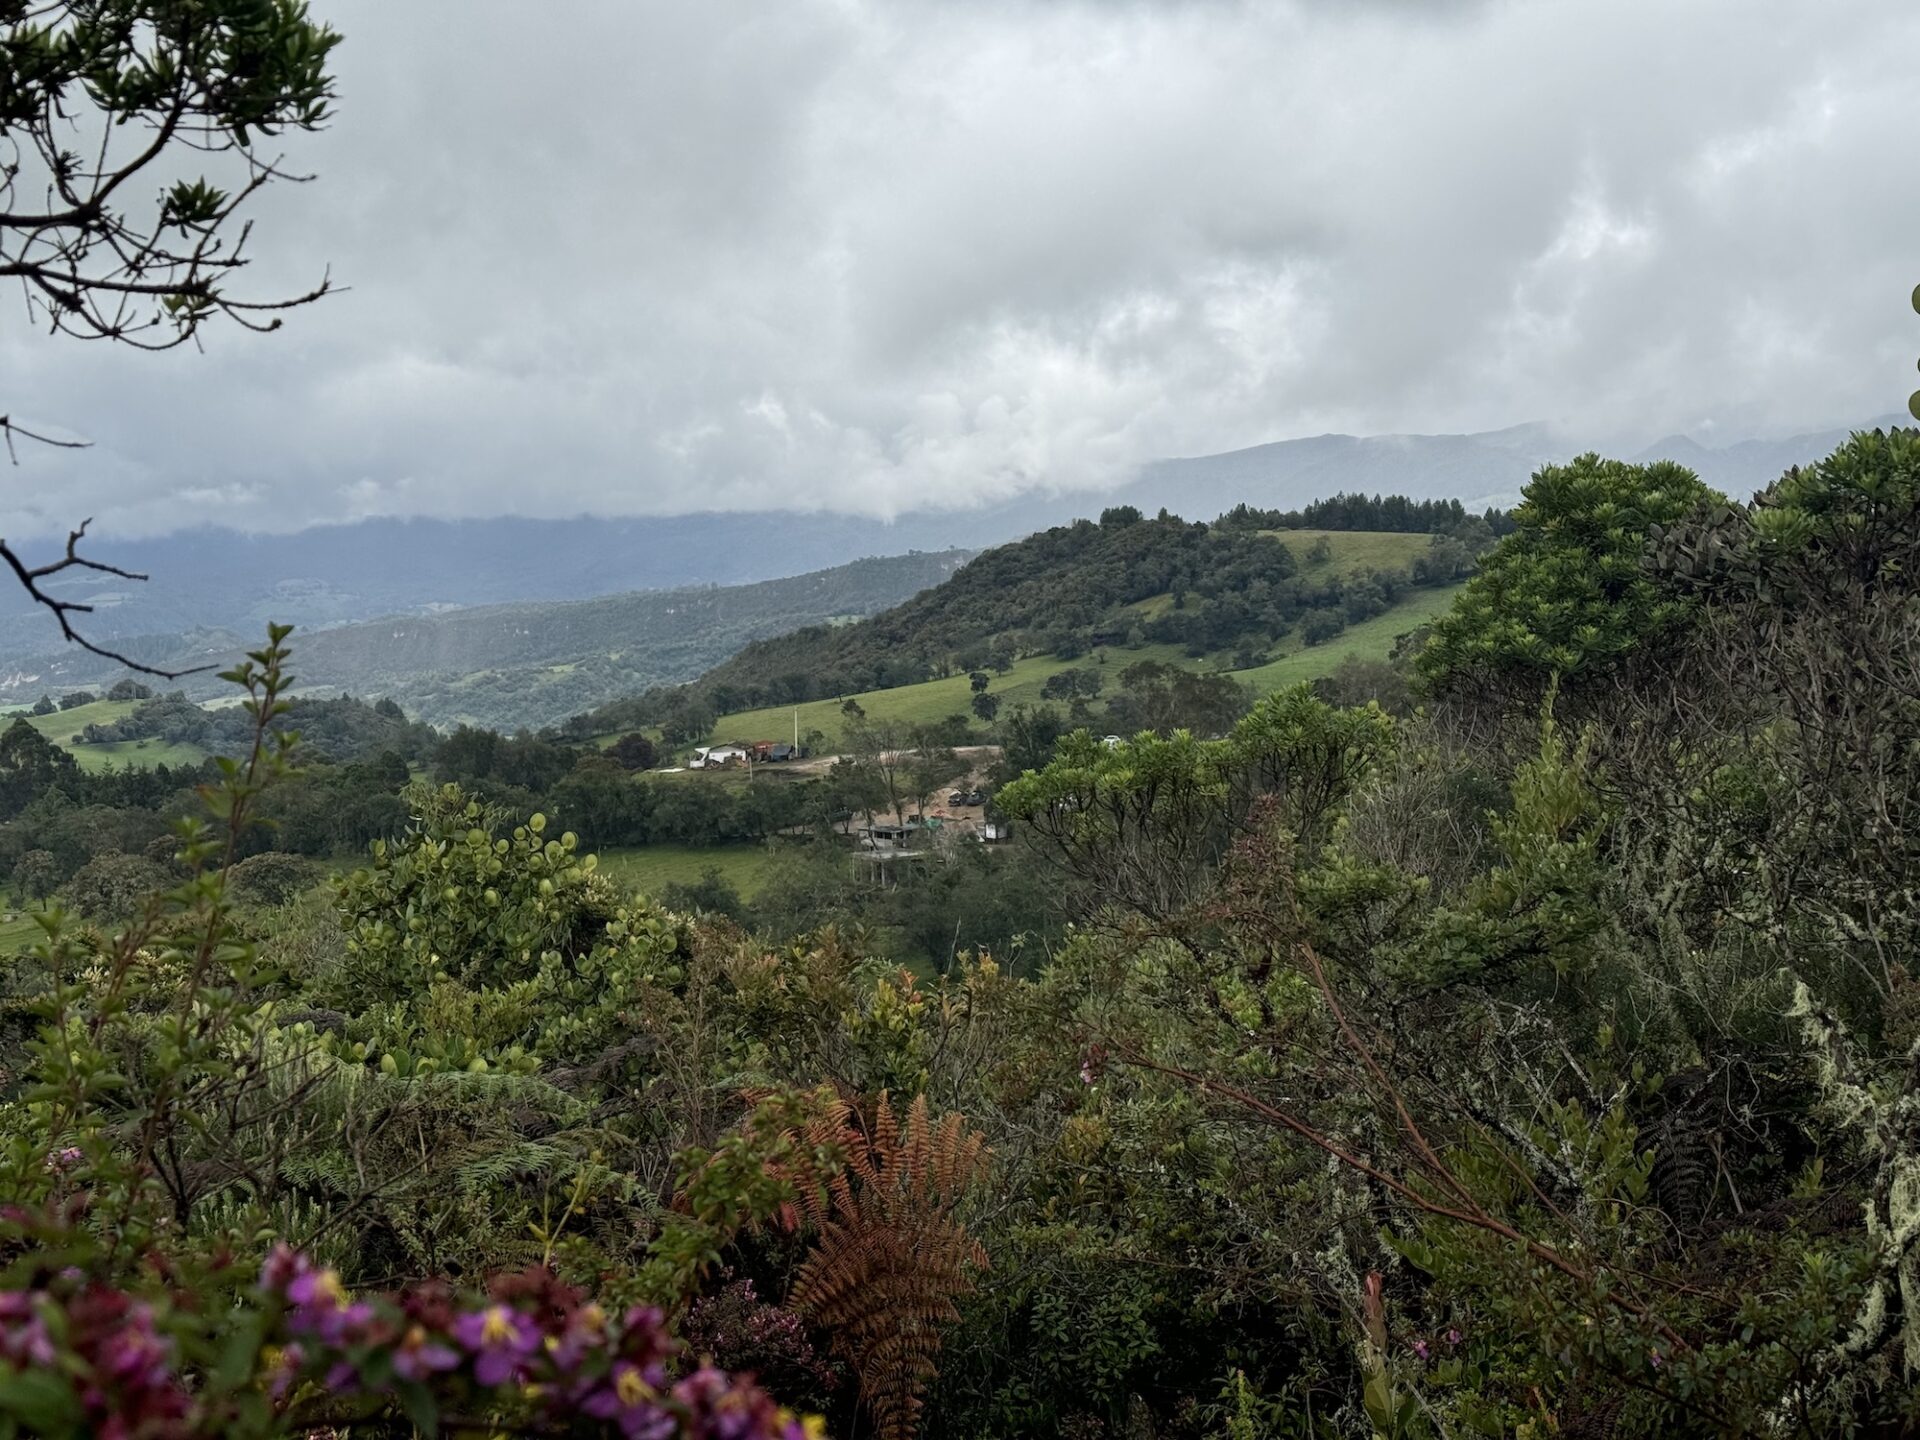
2 413 1896 669
1124 415 1911 524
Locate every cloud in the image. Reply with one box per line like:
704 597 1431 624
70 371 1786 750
4 0 1916 537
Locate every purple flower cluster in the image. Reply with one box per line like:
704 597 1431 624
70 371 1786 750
258 1247 821 1439
0 1249 821 1440
684 1275 841 1409
0 1286 193 1440
0 1292 54 1370
451 1302 542 1386
1407 1324 1466 1365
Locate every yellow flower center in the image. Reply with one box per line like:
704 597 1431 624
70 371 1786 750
480 1306 517 1344
616 1367 650 1406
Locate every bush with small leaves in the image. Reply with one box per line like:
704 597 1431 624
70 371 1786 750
64 852 170 922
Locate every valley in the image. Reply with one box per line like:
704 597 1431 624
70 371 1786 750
4 522 1458 777
1 511 1464 969
5 2 1910 1431
9 448 1920 1437
1 414 1878 657
0 550 971 732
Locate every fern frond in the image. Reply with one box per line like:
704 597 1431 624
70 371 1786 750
786 1091 991 1440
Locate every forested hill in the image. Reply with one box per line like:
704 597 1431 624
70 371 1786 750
569 496 1496 732
3 549 970 732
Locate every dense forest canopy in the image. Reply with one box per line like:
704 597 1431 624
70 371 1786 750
1419 454 1717 690
9 428 1920 1436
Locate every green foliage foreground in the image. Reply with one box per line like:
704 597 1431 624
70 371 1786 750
8 431 1920 1437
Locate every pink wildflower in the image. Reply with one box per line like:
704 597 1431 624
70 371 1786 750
453 1303 541 1386
0 1292 56 1368
392 1324 461 1382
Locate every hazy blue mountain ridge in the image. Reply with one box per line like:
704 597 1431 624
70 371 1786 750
2 416 1888 667
1 550 971 730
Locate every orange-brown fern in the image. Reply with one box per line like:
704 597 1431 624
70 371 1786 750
783 1091 990 1440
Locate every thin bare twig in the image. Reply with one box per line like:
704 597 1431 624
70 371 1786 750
0 518 211 677
0 413 88 463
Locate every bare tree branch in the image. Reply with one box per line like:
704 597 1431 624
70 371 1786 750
0 519 211 677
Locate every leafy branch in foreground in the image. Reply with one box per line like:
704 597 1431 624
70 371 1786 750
1 1 341 349
2 0 341 663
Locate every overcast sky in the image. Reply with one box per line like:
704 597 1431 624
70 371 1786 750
4 0 1916 537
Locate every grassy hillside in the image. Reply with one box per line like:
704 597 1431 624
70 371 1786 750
569 519 1473 746
692 581 1459 754
21 698 142 739
1119 529 1434 619
1263 528 1432 577
67 738 210 773
0 906 50 954
1229 583 1457 690
15 690 439 774
682 514 1306 706
14 699 209 772
695 644 1198 753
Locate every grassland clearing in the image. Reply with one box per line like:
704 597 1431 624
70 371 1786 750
692 644 1194 755
0 906 53 954
16 698 211 772
1259 527 1433 577
1233 585 1458 694
595 843 784 899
